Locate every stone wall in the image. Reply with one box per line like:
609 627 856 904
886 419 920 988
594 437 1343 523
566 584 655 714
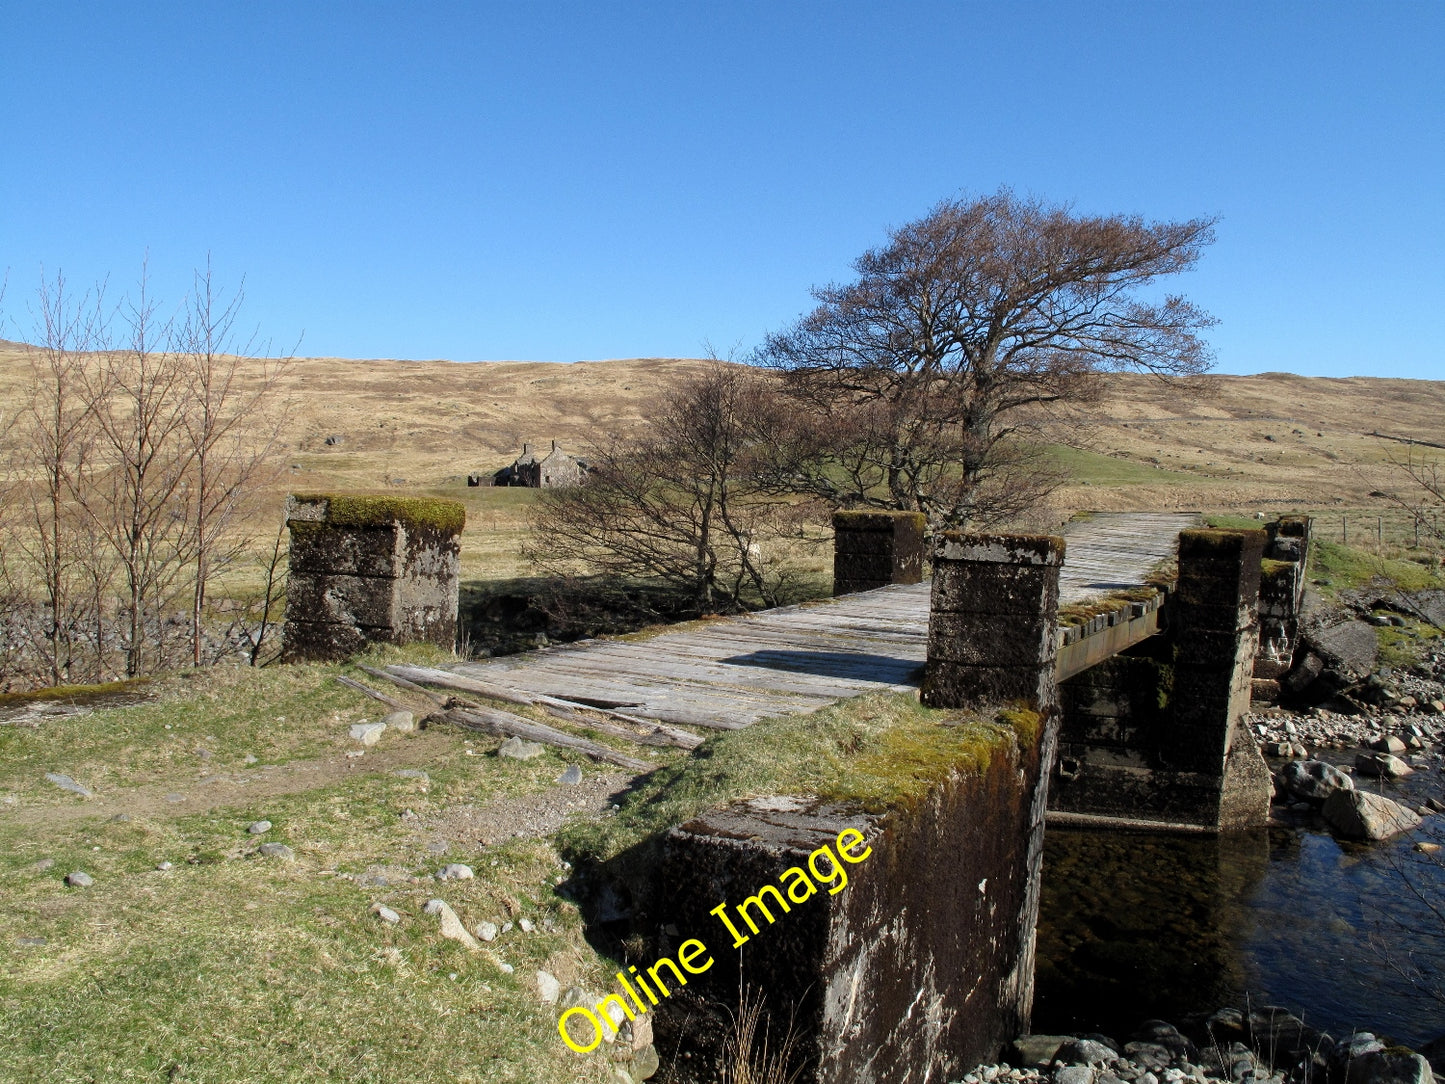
281 494 464 662
831 511 927 595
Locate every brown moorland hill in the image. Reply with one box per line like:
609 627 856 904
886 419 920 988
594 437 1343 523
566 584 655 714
1 338 1440 530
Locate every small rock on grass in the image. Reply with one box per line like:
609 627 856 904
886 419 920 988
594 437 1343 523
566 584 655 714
558 764 583 785
65 871 94 887
35 858 55 872
257 842 294 860
381 710 415 734
423 898 480 950
156 861 174 871
438 863 474 881
394 768 429 781
476 921 498 942
518 917 534 933
44 772 94 798
537 970 560 1003
349 722 387 747
371 903 401 924
247 820 272 835
497 736 544 760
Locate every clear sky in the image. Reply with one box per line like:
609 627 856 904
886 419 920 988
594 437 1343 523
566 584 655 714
1 2 1441 378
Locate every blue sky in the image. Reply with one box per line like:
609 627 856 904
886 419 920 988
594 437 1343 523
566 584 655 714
1 2 1441 378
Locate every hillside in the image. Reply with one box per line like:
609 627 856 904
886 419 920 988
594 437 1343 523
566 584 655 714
1 338 1441 540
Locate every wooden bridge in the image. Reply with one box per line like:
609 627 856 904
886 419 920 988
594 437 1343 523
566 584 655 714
443 512 1199 731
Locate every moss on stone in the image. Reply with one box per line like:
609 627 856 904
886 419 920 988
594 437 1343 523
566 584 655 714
560 692 1034 863
291 494 466 535
1259 557 1297 584
1179 527 1268 555
1058 587 1160 627
825 708 1024 813
832 510 928 532
0 677 149 709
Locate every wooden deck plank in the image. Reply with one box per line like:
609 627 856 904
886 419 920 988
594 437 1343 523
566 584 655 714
447 512 1198 732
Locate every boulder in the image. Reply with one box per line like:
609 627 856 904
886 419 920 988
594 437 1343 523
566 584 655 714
1286 620 1379 699
1056 1039 1119 1066
1279 760 1355 802
497 736 544 760
1369 735 1408 755
349 722 387 746
1355 751 1413 778
44 772 94 798
1344 1050 1433 1084
423 898 480 950
1404 589 1445 628
1322 789 1422 841
1010 1035 1075 1068
381 710 415 734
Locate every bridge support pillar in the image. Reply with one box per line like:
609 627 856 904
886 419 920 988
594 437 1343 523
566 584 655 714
831 510 927 595
1050 528 1273 831
921 532 1065 707
1252 515 1312 704
281 495 464 662
1167 528 1274 829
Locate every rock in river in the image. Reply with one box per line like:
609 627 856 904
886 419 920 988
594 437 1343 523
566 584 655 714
1323 789 1422 841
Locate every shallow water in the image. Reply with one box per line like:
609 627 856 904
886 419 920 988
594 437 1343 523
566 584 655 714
1034 763 1445 1048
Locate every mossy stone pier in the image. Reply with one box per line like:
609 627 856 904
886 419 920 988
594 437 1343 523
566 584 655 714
661 719 1047 1083
281 494 465 662
832 510 928 595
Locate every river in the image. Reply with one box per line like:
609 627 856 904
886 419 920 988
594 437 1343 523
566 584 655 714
1034 761 1445 1049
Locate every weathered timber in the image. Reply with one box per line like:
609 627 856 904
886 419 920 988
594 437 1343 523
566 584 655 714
357 665 447 708
381 664 702 749
428 706 658 773
335 675 412 714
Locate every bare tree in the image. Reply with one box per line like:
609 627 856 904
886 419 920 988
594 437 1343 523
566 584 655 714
753 188 1218 526
8 273 106 684
529 366 819 613
1379 447 1444 557
177 260 290 666
84 264 196 678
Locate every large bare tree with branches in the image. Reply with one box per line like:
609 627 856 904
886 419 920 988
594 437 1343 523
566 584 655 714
753 188 1218 526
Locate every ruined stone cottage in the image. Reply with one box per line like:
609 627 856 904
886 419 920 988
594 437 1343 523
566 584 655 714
491 440 587 488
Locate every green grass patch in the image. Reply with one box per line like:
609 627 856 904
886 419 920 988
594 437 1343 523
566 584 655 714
1377 622 1444 670
1309 539 1445 597
1047 445 1201 487
561 692 1030 870
0 674 630 1084
1204 513 1269 531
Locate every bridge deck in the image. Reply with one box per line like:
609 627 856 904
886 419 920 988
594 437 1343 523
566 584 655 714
450 513 1200 729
